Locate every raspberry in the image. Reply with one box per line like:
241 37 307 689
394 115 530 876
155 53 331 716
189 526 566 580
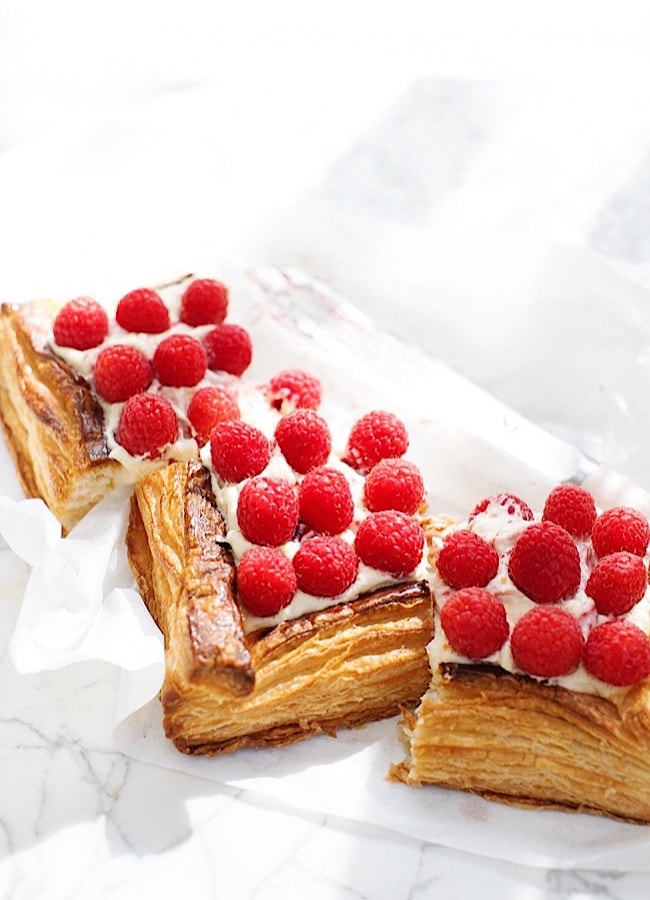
363 458 424 515
275 409 331 474
470 492 534 522
115 288 170 333
436 529 499 589
180 278 228 327
293 534 359 597
94 344 153 403
542 484 597 538
268 368 322 411
114 393 178 458
237 477 299 546
591 506 650 558
508 521 580 604
585 551 648 616
298 467 354 535
345 410 409 473
52 297 109 350
152 333 207 387
354 510 424 577
583 620 650 686
203 324 252 376
511 606 583 678
187 386 240 446
439 587 509 659
236 546 296 616
210 421 270 483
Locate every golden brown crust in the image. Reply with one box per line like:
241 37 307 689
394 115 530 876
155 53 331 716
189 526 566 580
127 460 434 755
0 301 119 532
128 460 254 698
390 662 650 824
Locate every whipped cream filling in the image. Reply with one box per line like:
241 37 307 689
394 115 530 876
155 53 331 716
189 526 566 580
202 438 429 634
427 504 650 699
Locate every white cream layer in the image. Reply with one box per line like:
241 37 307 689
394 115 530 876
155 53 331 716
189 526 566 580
427 503 650 698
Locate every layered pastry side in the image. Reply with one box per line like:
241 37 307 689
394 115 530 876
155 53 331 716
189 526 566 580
127 378 434 754
0 276 433 753
391 488 650 824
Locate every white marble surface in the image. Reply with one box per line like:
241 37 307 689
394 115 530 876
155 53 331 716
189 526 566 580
4 2 650 897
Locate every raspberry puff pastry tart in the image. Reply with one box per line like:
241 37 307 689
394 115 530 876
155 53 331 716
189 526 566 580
126 408 433 754
392 487 650 824
0 276 248 532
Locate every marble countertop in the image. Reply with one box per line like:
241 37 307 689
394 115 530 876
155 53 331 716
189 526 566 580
3 3 650 897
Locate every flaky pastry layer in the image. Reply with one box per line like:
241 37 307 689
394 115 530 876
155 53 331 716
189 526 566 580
391 662 650 824
127 459 434 754
0 301 118 532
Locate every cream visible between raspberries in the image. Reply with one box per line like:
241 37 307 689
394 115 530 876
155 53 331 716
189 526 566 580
48 277 429 632
427 485 650 694
203 406 428 634
51 277 258 472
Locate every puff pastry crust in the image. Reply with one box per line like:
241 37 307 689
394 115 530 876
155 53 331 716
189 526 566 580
127 459 434 755
391 662 650 824
0 301 118 532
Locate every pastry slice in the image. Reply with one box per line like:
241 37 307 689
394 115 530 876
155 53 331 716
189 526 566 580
127 459 434 754
0 299 119 532
392 487 650 824
0 276 246 533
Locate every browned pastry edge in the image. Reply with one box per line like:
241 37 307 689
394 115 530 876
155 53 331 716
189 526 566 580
0 301 119 533
127 459 434 755
390 661 650 824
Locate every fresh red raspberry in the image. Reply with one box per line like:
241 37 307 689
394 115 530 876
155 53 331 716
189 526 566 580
511 606 583 678
94 344 153 402
583 620 650 686
203 324 252 376
470 492 534 522
439 587 509 659
152 333 207 387
114 393 178 458
508 521 580 604
298 467 354 535
275 409 331 474
210 421 270 483
436 529 499 589
591 506 650 558
362 458 424 515
293 534 359 597
354 510 424 577
267 368 322 411
237 477 299 546
585 551 648 616
236 546 296 616
187 386 240 446
542 484 597 538
345 410 409 473
180 278 228 327
115 288 170 333
52 297 109 350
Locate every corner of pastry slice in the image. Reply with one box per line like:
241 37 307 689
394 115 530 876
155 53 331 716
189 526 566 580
127 459 434 755
0 274 208 533
0 300 119 532
391 489 650 824
391 663 650 824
